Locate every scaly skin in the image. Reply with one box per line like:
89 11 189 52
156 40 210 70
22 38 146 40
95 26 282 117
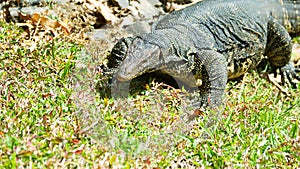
107 0 300 110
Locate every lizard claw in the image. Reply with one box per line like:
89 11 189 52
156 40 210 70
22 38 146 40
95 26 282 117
278 63 300 88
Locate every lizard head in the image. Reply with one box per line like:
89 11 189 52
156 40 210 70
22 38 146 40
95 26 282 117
116 37 164 82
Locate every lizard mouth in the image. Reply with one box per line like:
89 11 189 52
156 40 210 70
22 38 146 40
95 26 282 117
116 72 135 82
116 68 157 82
116 74 133 82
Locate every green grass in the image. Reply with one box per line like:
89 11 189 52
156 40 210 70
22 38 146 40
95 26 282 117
0 21 300 168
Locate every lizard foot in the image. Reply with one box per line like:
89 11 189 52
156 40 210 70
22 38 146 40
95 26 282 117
278 63 300 88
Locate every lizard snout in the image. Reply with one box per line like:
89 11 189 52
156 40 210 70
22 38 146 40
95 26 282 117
116 69 135 82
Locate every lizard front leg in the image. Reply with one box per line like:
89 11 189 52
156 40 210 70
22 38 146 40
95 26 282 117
191 50 228 111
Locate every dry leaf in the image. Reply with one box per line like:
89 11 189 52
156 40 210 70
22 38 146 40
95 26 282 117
292 44 300 67
88 0 118 24
71 139 80 144
19 12 70 35
17 150 33 156
75 149 83 155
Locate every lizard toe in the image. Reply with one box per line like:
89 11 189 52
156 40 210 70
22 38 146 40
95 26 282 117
280 63 300 88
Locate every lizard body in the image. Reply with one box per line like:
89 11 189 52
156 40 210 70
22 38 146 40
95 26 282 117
108 0 300 109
